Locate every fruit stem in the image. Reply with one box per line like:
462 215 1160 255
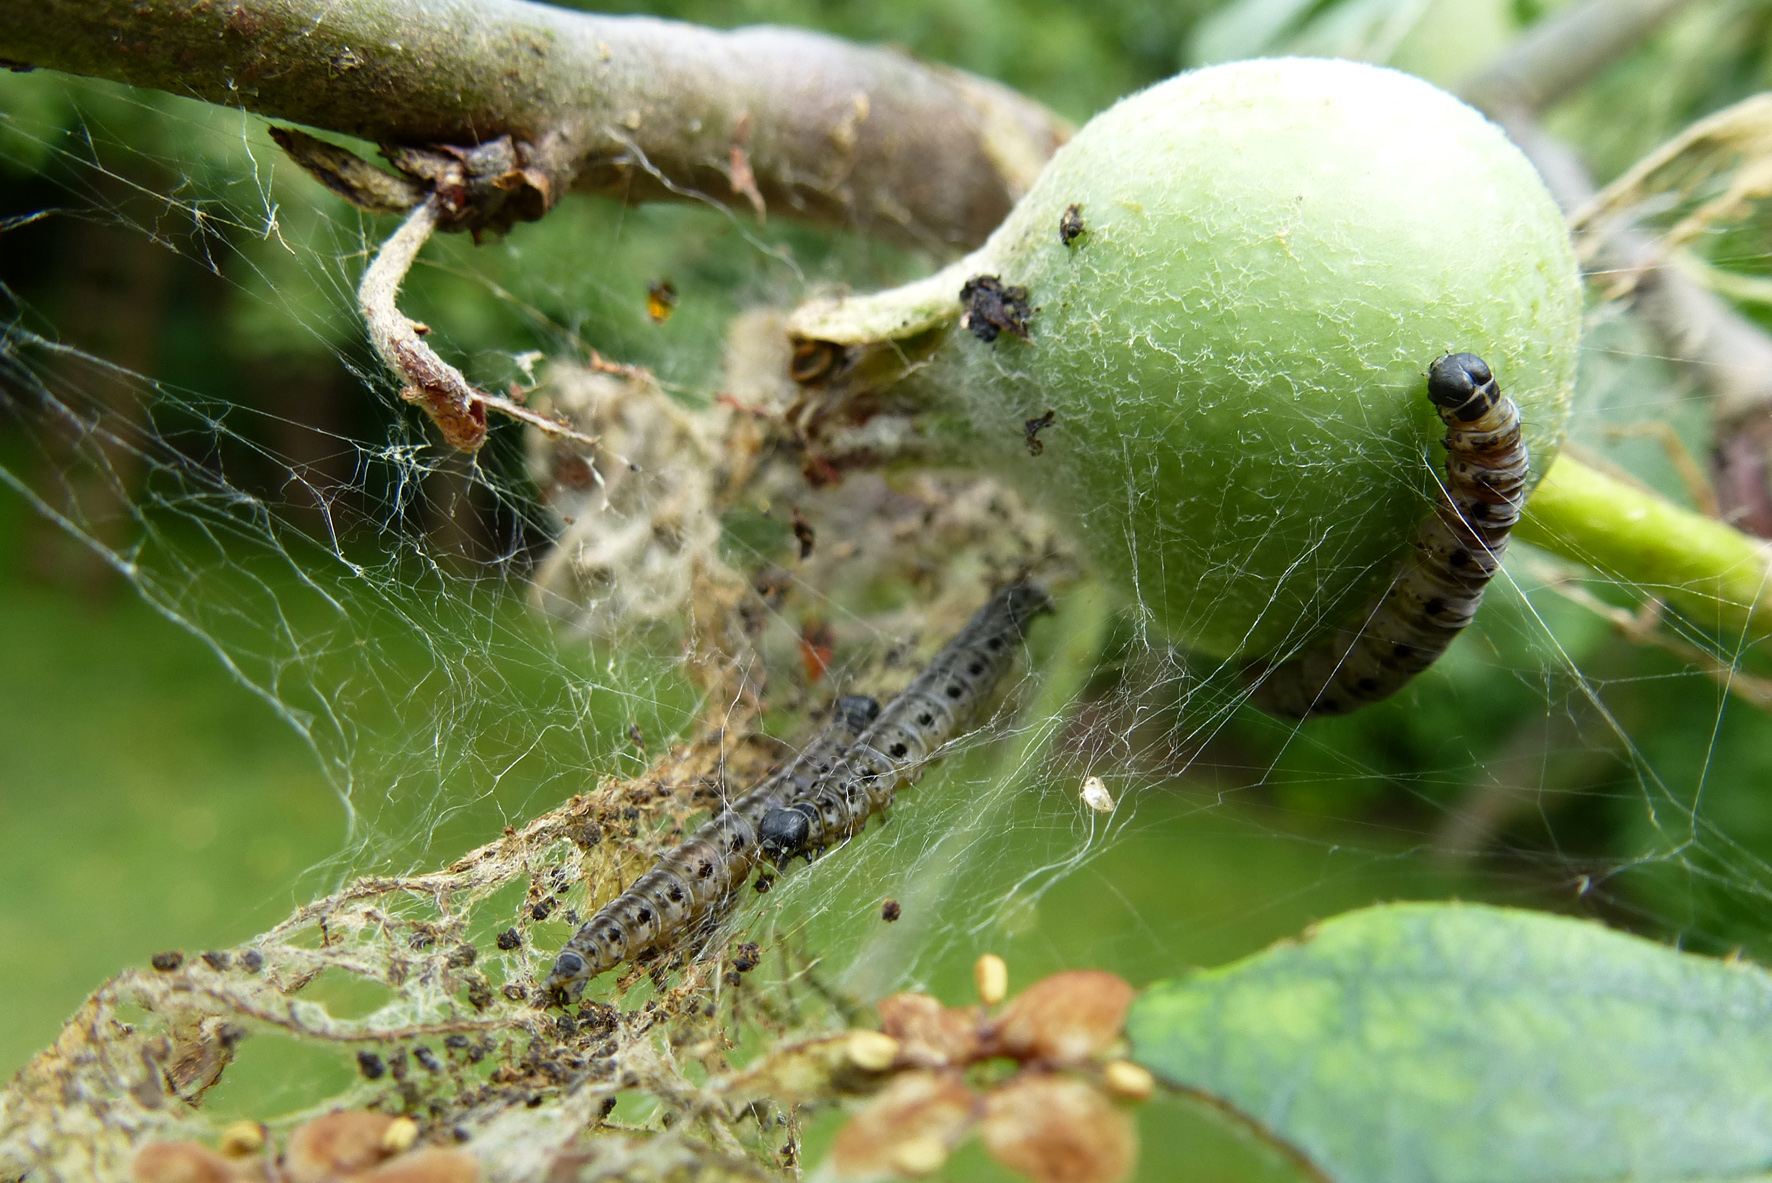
786 258 970 345
1517 454 1772 639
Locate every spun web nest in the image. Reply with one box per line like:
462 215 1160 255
0 306 1080 1182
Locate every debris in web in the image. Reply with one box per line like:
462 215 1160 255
959 275 1034 343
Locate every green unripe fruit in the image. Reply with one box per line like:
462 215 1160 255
797 58 1582 659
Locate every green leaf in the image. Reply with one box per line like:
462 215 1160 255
1126 902 1772 1182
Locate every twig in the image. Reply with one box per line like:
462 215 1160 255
2 0 1068 252
1599 420 1720 517
358 195 598 451
1524 556 1772 712
1494 111 1772 534
1457 0 1696 116
1458 0 1772 537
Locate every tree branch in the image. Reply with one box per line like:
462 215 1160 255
1457 0 1695 116
1457 0 1772 535
0 0 1069 252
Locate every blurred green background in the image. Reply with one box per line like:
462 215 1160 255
7 1 1772 1177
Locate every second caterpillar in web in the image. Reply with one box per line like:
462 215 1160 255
755 581 1052 862
542 581 1051 1001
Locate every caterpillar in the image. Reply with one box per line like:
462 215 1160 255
542 584 1048 999
757 581 1052 863
1247 352 1527 720
543 693 880 999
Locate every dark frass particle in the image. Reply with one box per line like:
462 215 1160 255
445 943 477 968
414 1045 443 1073
627 723 645 752
1059 202 1085 246
239 949 264 973
199 950 232 972
531 896 556 922
732 941 760 973
1024 409 1056 456
959 275 1033 343
646 278 678 322
790 506 816 560
150 951 184 972
357 1050 387 1080
881 898 902 922
496 928 522 951
502 983 529 1003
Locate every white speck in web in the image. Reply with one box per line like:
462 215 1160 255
1080 775 1115 813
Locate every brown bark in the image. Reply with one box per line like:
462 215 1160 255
0 0 1069 252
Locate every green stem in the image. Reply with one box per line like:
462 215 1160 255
1518 454 1772 638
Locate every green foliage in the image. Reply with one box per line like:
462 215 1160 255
1129 901 1772 1181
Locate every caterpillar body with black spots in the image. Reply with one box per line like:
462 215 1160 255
542 582 1049 999
756 581 1052 863
543 694 880 998
1248 352 1527 720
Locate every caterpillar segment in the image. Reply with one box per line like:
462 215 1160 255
758 581 1052 863
542 694 880 999
1248 352 1527 720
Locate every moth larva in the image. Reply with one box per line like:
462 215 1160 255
542 694 879 998
757 581 1051 863
1247 352 1527 720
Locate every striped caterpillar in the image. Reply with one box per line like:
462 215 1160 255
543 694 880 999
1247 352 1527 720
543 582 1049 997
756 581 1052 863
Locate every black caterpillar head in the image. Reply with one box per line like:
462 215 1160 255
994 581 1054 629
549 950 586 982
759 806 813 863
1427 353 1499 422
541 951 589 1006
834 694 882 733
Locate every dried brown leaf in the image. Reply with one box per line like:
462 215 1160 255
877 993 981 1068
132 1141 236 1183
980 1076 1136 1183
353 1147 481 1183
991 971 1134 1065
285 1111 398 1183
831 1070 979 1180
